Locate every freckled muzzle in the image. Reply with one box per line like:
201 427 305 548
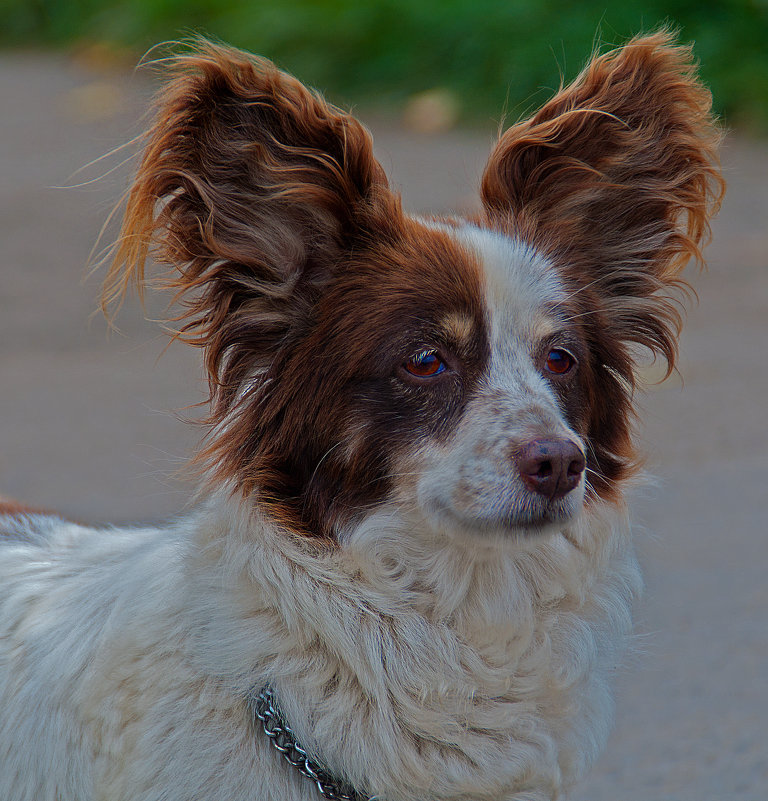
412 416 589 535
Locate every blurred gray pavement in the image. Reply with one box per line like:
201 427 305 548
1 51 766 800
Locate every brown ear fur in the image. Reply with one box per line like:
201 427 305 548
103 40 391 420
481 30 724 499
481 30 724 374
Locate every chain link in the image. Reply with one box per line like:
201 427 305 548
252 687 366 801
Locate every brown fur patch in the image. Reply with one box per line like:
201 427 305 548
0 496 54 524
480 30 724 498
103 42 489 538
207 218 490 538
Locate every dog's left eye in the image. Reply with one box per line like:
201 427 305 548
404 350 446 378
545 348 576 375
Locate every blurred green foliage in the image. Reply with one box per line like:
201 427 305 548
2 0 767 129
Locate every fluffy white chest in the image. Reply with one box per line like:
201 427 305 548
0 500 638 801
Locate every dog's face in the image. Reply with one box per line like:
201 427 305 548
250 218 592 540
401 226 588 537
105 33 722 541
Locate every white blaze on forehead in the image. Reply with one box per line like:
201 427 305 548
449 225 566 367
405 222 585 536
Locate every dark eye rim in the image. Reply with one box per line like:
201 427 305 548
400 347 450 381
544 347 577 376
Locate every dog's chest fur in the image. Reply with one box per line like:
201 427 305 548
0 497 638 801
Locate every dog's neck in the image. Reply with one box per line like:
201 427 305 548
182 492 639 799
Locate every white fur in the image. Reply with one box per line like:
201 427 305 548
1 228 641 800
0 495 639 801
414 226 586 536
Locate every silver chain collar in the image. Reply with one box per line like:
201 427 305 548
251 687 367 801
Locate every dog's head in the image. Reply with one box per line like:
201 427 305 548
105 32 722 541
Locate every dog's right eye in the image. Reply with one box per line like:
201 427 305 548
545 348 576 375
404 349 446 378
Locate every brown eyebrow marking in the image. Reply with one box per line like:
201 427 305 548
530 313 564 343
439 311 477 347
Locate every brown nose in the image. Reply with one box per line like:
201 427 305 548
516 438 586 499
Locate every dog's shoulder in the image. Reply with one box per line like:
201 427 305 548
0 496 69 545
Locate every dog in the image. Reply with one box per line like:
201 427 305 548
0 31 722 801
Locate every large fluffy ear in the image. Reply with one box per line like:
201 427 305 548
481 30 724 374
103 40 390 414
